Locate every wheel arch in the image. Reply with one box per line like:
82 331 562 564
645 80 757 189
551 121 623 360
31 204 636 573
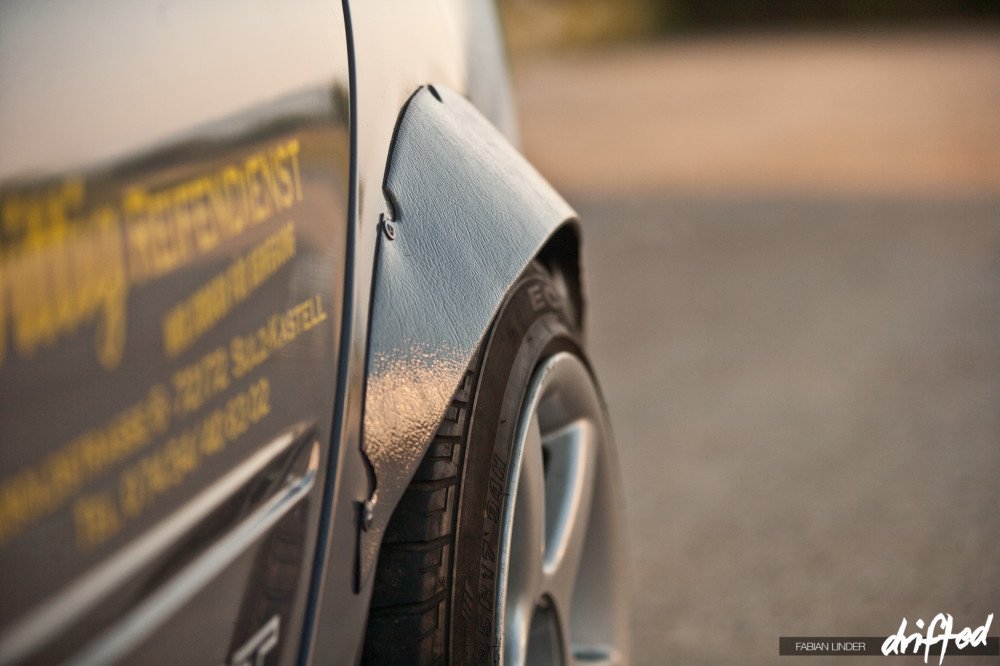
358 84 583 585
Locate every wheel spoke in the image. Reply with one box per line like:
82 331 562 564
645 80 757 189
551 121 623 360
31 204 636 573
540 418 598 649
499 352 629 666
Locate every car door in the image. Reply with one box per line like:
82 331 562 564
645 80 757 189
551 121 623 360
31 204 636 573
0 2 351 664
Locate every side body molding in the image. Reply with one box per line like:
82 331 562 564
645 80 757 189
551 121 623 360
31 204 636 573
360 85 576 580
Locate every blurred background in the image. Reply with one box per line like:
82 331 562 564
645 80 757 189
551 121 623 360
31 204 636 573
498 1 1000 662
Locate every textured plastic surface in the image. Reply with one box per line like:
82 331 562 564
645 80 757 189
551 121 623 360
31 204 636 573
360 85 576 581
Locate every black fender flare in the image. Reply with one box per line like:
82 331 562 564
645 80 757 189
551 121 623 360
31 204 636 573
359 85 580 582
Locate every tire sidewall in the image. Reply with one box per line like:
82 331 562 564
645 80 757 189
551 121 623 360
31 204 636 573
449 266 581 665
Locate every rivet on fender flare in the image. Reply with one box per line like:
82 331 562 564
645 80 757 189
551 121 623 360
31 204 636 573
362 498 377 530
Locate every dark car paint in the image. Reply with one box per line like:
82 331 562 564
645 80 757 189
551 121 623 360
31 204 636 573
0 1 582 664
0 2 350 664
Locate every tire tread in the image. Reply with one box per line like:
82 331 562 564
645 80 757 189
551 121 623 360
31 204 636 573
361 368 477 665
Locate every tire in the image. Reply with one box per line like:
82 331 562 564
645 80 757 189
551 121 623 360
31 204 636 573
361 262 629 666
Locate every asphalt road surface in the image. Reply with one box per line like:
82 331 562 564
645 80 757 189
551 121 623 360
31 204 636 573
512 30 1000 663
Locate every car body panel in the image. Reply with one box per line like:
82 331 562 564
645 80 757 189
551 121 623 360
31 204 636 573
305 2 539 662
0 1 586 663
0 1 350 664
